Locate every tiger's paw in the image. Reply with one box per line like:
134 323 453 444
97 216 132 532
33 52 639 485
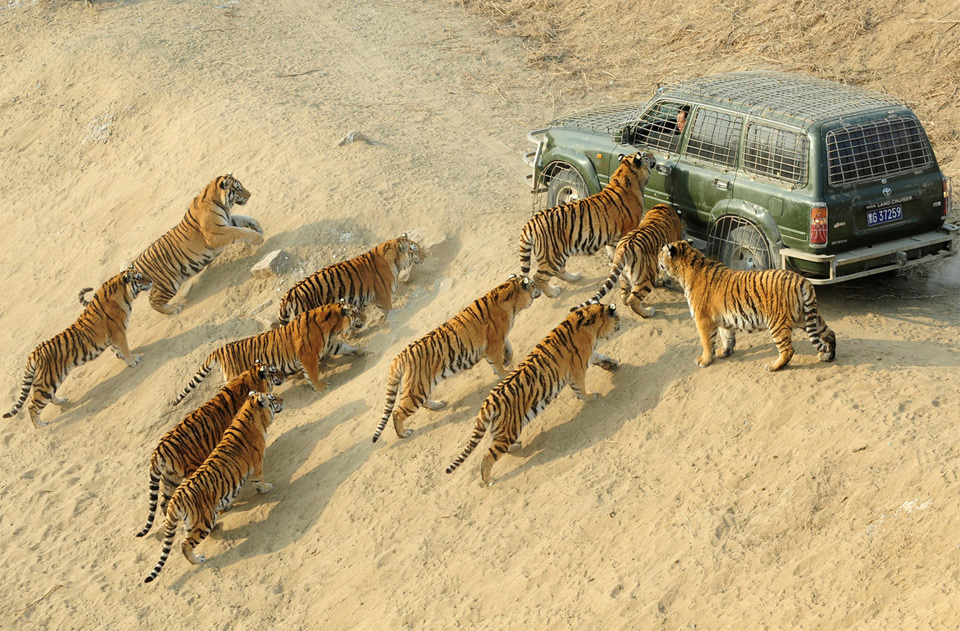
631 304 655 318
507 440 523 453
195 554 206 565
558 271 581 283
696 355 713 367
129 354 143 367
577 391 600 401
257 483 273 494
596 357 619 371
544 285 562 299
716 347 733 359
425 399 447 411
819 350 836 363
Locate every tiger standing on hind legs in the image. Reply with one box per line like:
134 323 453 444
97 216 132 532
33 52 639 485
519 152 655 298
445 301 621 487
657 240 837 372
3 268 152 428
372 274 541 443
144 391 284 583
133 173 263 316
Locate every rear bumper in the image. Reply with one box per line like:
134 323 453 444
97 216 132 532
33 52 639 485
779 223 958 285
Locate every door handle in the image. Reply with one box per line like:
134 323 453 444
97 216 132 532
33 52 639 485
714 178 731 190
656 164 672 175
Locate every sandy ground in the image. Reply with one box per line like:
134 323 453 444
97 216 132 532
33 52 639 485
2 1 960 629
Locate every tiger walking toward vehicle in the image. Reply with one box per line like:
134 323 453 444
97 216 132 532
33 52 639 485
589 203 684 317
143 392 284 583
373 274 541 443
172 302 365 404
4 268 152 428
277 234 425 326
657 240 837 371
135 361 285 538
133 173 263 315
519 152 655 298
446 301 621 486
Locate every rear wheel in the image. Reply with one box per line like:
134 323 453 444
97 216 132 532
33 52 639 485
546 167 588 208
718 225 773 271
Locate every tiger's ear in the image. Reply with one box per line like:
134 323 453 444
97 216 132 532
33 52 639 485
520 276 530 287
685 238 694 245
219 177 230 190
608 303 617 315
618 154 625 163
667 243 678 257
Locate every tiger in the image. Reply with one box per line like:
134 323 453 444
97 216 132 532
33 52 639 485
173 301 366 404
132 173 263 316
519 152 655 298
657 240 837 372
4 268 152 428
276 234 425 326
144 391 284 583
135 361 285 538
588 203 684 317
446 301 621 486
373 274 541 443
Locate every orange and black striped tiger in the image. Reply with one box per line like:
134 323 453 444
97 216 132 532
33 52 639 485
373 274 541 443
657 240 837 371
173 302 365 404
276 234 424 326
144 391 283 583
446 301 621 486
135 361 285 538
4 268 152 428
588 203 684 317
519 153 655 298
133 173 262 315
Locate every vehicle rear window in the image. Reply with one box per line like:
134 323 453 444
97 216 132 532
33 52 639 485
826 116 933 186
684 109 743 168
743 124 809 185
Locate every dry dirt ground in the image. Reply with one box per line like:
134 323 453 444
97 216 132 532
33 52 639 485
1 1 959 629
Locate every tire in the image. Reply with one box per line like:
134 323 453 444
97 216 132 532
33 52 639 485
546 167 588 207
718 225 773 271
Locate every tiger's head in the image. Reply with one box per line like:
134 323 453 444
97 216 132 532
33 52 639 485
658 240 702 288
502 273 542 309
615 152 655 198
397 233 425 266
571 301 621 339
339 301 367 332
253 359 286 389
123 267 153 299
216 173 251 208
250 391 285 415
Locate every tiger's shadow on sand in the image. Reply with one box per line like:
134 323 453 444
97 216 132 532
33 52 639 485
165 400 372 586
48 320 245 432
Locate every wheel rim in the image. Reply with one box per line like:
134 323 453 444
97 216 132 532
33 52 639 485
555 186 581 205
727 244 761 271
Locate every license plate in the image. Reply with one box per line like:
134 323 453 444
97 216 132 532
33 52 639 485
866 205 902 227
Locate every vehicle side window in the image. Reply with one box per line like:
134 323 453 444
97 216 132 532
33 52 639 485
627 101 688 153
684 108 743 168
743 123 809 185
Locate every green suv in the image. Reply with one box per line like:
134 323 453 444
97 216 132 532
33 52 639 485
524 71 956 283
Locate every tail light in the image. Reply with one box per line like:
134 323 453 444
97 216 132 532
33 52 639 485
944 176 952 219
810 205 828 246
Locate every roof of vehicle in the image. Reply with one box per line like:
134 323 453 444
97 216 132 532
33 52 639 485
657 71 912 126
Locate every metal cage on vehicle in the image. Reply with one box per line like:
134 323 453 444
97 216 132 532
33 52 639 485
529 162 587 215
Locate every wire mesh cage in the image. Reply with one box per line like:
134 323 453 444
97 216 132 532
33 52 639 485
826 116 933 186
708 216 774 271
531 162 588 215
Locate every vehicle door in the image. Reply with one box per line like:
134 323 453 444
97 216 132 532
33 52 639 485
611 99 690 211
672 107 745 237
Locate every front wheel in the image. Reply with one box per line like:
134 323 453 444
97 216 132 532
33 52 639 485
718 225 773 271
546 167 588 208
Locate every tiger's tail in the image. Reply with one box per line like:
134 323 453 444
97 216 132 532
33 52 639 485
171 352 219 406
800 281 837 362
135 453 163 537
3 357 36 419
446 403 497 474
372 356 404 443
591 247 627 304
78 287 94 306
144 507 180 583
518 223 535 278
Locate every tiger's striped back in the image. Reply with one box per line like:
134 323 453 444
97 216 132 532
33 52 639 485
446 302 621 486
589 203 684 317
658 240 837 371
135 362 285 537
133 174 260 315
173 302 366 404
144 392 283 583
4 268 151 428
372 274 540 443
519 153 654 298
277 234 425 326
